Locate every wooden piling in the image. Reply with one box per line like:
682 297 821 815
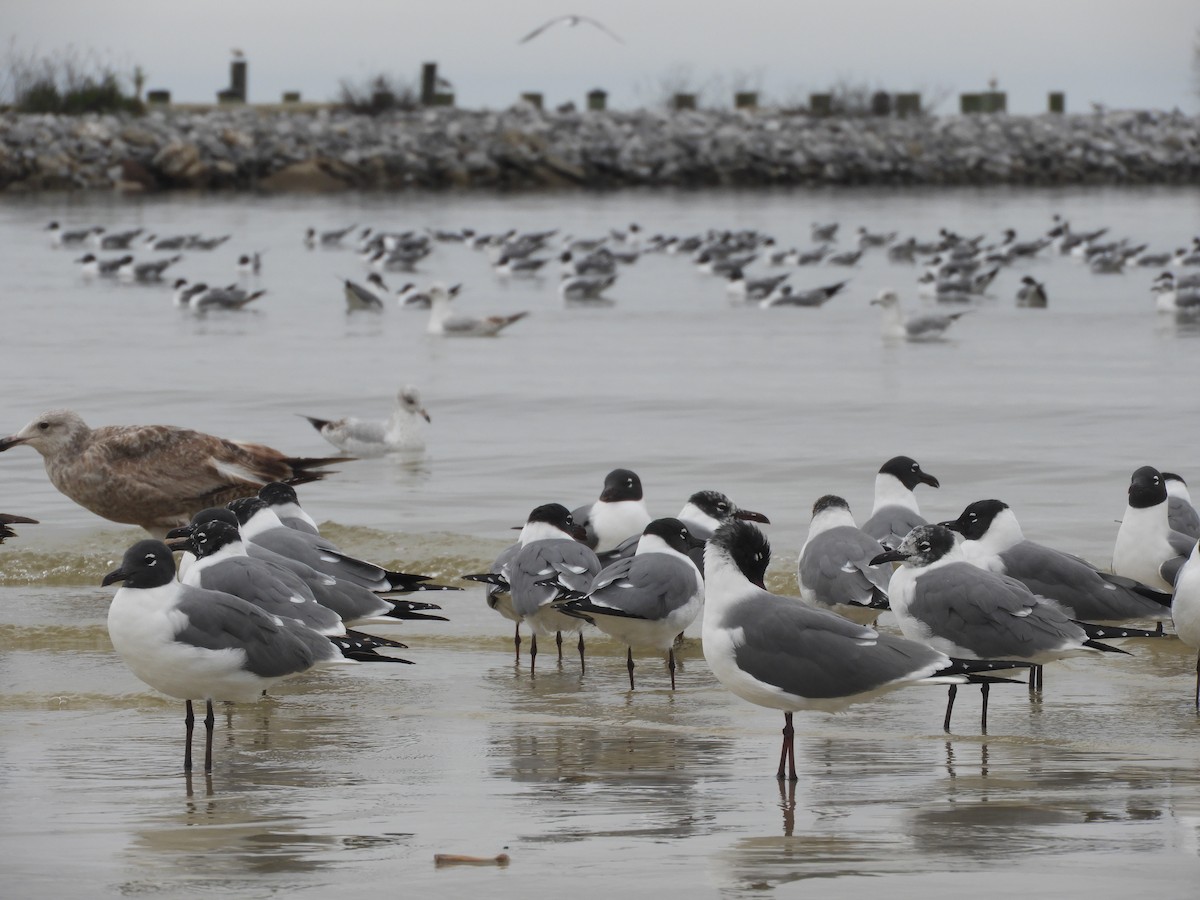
282 91 301 103
521 92 543 110
146 90 171 105
673 93 697 111
421 63 438 106
734 91 758 110
895 93 921 118
229 60 247 102
587 89 607 111
1048 92 1065 114
871 91 892 116
809 93 832 116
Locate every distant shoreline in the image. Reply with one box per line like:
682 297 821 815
2 106 1197 193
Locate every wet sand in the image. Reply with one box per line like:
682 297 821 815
3 578 1199 898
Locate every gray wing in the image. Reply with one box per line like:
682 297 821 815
1168 529 1197 559
173 585 336 678
999 541 1168 621
195 557 343 633
441 313 490 335
729 591 947 699
252 527 391 591
243 542 391 621
330 418 388 444
906 562 1084 659
509 539 601 616
862 506 927 548
799 527 891 608
905 314 953 337
582 554 699 621
1168 497 1200 539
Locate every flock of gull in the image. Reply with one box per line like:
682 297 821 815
2 401 1199 778
45 213 1200 341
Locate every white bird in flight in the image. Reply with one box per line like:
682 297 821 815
518 14 623 44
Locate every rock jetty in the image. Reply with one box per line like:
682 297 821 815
1 105 1196 192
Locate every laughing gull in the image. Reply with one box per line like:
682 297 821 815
0 513 37 544
871 290 967 341
0 409 347 538
572 468 652 557
1151 272 1200 314
302 386 430 456
811 222 839 242
188 284 266 313
601 489 770 567
1170 540 1200 708
168 508 446 626
1163 472 1200 538
395 281 435 308
758 280 848 308
942 499 1172 625
461 541 525 660
227 497 459 596
117 255 183 283
1112 466 1194 592
257 482 321 534
91 227 143 249
342 277 386 312
185 234 231 251
1016 275 1048 308
426 283 529 336
555 518 704 689
725 268 789 302
861 456 940 549
103 540 410 772
45 221 96 247
507 503 602 672
872 525 1136 731
797 495 892 625
559 273 617 302
518 14 623 43
76 253 132 277
703 521 1017 779
169 518 388 642
305 225 356 248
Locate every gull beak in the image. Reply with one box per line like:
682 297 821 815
734 509 770 524
869 548 907 567
164 537 191 553
419 407 431 423
920 472 941 489
164 524 193 540
0 434 29 452
101 565 129 587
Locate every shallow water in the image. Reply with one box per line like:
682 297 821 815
2 187 1200 896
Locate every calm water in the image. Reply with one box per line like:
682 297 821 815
2 186 1200 897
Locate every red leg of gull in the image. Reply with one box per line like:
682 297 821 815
777 712 797 781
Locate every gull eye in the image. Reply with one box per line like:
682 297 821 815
911 463 919 471
919 541 931 552
38 421 50 431
145 553 157 565
716 502 728 513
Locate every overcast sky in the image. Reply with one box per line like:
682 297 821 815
5 1 1199 114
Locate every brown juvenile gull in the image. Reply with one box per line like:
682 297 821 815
0 409 348 538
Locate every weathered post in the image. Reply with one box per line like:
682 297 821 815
421 63 438 106
871 91 892 116
895 93 921 117
673 93 697 111
282 91 301 104
230 58 247 102
587 89 607 111
981 91 1007 113
960 93 982 114
521 92 544 110
146 90 171 106
809 93 832 116
1048 92 1065 114
734 91 758 110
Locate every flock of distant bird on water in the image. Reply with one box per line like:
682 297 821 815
2 393 1200 778
44 210 1200 342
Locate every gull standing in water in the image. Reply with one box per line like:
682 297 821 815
871 525 1135 731
703 521 1017 779
0 409 346 538
797 495 892 624
302 386 430 456
1113 466 1194 593
103 540 410 772
555 518 704 689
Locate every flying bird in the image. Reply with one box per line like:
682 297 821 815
518 14 623 44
